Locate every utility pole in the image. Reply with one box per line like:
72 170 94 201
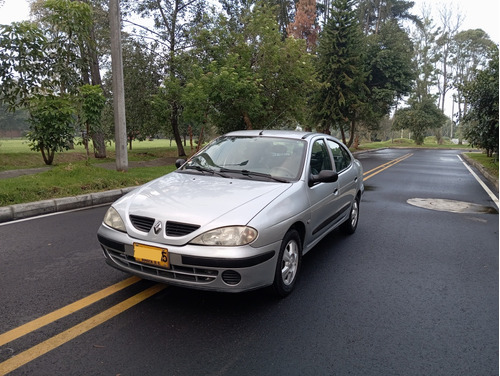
109 0 128 171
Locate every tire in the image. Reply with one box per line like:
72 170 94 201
340 196 360 235
272 229 302 297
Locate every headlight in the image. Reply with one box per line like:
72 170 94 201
190 226 258 246
103 207 126 232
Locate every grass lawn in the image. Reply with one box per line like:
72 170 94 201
0 138 188 206
0 138 185 170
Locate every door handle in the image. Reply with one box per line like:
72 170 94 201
333 189 339 195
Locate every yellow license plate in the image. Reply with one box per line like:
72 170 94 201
133 243 170 269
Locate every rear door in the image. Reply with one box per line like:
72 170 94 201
326 138 358 214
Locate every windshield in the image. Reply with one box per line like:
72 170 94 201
180 136 306 181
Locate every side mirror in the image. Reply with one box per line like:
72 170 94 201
175 159 186 168
308 170 338 187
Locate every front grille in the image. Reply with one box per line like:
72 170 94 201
105 248 218 284
130 215 155 232
165 221 200 237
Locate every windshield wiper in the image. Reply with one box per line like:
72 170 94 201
220 168 289 183
183 165 230 178
223 160 249 166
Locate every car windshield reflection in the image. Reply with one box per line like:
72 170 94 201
180 136 307 181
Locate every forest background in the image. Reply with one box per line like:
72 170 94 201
0 0 498 166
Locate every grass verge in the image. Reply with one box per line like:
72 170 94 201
465 153 499 179
0 162 176 206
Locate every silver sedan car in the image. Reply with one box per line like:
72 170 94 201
97 130 364 296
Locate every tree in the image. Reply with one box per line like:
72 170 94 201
364 21 415 126
358 0 422 35
410 12 446 143
287 0 319 51
243 3 317 128
0 1 109 159
462 47 499 157
26 94 75 165
270 0 295 37
435 3 463 113
393 96 447 145
122 0 207 157
121 38 163 149
36 0 93 94
451 29 496 124
218 0 294 37
182 2 317 134
411 14 439 101
313 0 367 146
77 84 106 159
0 22 50 110
35 0 108 158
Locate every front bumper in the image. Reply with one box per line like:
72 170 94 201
97 225 279 293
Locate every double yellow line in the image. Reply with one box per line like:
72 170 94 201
363 153 413 181
0 276 165 375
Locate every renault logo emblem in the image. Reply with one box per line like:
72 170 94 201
153 221 162 235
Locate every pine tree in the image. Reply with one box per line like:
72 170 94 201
313 0 367 146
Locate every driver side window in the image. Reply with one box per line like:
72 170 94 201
310 139 332 175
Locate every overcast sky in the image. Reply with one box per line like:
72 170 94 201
0 0 498 43
411 0 498 43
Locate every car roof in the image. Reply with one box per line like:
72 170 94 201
224 129 322 141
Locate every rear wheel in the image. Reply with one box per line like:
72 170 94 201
272 229 302 297
340 196 359 235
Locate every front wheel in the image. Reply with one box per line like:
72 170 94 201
340 196 360 235
272 229 302 297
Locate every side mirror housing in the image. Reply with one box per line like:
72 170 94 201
308 170 338 187
175 159 186 168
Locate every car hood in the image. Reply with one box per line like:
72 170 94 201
115 171 292 230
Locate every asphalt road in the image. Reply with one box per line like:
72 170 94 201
0 149 498 376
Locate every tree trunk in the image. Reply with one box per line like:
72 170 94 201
346 120 356 148
243 112 253 130
196 126 205 152
88 15 107 158
434 128 443 144
41 147 55 165
92 132 107 158
374 0 382 34
340 126 347 145
172 102 186 157
353 133 359 149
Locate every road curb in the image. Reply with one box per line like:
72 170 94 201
0 187 136 223
461 153 499 191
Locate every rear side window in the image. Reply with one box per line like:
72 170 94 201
327 140 351 172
